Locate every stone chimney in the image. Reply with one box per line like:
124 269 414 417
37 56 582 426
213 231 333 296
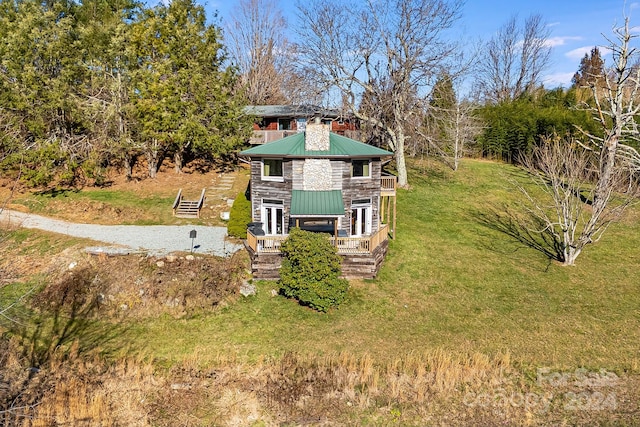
305 117 330 151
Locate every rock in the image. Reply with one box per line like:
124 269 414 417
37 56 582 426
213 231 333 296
220 211 230 221
170 383 191 390
120 304 128 311
185 254 195 261
68 261 77 270
165 255 177 263
226 198 235 206
165 297 180 308
270 289 278 297
156 260 165 267
240 281 257 297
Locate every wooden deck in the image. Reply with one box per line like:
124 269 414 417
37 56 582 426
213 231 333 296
246 224 389 255
245 224 390 279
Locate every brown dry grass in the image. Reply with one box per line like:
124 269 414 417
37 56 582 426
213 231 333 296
4 345 637 426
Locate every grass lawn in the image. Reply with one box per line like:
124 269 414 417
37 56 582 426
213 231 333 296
122 159 640 373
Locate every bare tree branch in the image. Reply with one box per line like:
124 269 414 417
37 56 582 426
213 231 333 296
477 14 552 103
294 0 464 187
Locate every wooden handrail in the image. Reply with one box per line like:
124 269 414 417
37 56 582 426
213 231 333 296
247 225 389 255
246 230 258 251
381 175 397 192
246 230 288 253
197 188 206 209
172 189 182 212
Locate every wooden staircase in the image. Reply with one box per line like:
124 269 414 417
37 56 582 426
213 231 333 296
173 188 206 218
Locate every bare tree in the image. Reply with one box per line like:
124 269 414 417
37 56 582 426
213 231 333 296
512 19 640 266
226 0 289 105
477 14 551 103
295 0 464 187
420 100 481 171
417 72 482 170
515 137 636 265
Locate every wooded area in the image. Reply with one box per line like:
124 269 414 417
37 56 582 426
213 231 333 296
2 0 640 267
0 0 251 186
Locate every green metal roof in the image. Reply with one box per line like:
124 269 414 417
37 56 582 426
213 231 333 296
241 132 393 158
290 190 345 216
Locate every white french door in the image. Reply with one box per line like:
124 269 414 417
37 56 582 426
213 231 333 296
262 201 284 235
351 200 372 236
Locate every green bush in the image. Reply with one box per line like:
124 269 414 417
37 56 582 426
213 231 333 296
279 228 349 312
227 189 251 238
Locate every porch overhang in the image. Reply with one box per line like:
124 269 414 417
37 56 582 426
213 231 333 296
290 190 345 217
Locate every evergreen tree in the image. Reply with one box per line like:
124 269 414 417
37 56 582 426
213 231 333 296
0 0 88 185
128 0 249 177
571 47 605 88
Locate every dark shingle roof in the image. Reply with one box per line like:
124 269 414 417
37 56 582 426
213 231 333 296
244 105 343 119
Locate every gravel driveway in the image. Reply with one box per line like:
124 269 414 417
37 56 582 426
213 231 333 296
0 209 242 257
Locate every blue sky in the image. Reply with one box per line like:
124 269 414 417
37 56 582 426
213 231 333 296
206 0 638 88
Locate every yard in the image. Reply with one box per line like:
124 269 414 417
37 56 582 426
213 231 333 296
2 158 639 425
114 159 640 371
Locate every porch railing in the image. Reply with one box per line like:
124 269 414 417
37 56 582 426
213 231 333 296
381 174 397 194
249 130 299 144
246 223 389 255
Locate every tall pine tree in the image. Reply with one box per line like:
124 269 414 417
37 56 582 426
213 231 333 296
572 47 605 88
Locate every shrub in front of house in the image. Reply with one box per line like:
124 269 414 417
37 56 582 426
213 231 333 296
227 190 251 238
279 228 349 312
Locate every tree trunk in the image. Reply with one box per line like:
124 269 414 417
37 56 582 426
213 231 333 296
146 141 160 179
124 152 133 180
174 150 183 174
395 132 408 188
563 245 581 266
148 157 158 179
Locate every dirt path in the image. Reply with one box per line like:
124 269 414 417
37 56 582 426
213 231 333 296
0 209 242 257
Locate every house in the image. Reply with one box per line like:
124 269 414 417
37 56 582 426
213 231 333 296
245 105 359 145
240 120 397 279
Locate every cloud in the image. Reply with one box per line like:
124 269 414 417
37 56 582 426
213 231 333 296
543 72 575 87
566 46 612 60
544 36 582 48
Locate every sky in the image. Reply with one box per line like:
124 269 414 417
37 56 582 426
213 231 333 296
205 0 639 89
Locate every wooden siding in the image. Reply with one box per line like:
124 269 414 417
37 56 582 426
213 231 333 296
250 158 385 236
340 158 383 234
249 159 293 227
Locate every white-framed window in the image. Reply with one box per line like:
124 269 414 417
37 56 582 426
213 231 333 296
351 159 371 178
262 199 285 235
351 198 372 236
262 158 283 181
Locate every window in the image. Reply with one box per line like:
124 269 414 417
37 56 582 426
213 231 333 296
278 118 291 130
262 159 283 181
351 159 371 178
262 199 284 235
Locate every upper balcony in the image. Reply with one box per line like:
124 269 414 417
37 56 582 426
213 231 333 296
381 174 397 196
249 130 299 145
